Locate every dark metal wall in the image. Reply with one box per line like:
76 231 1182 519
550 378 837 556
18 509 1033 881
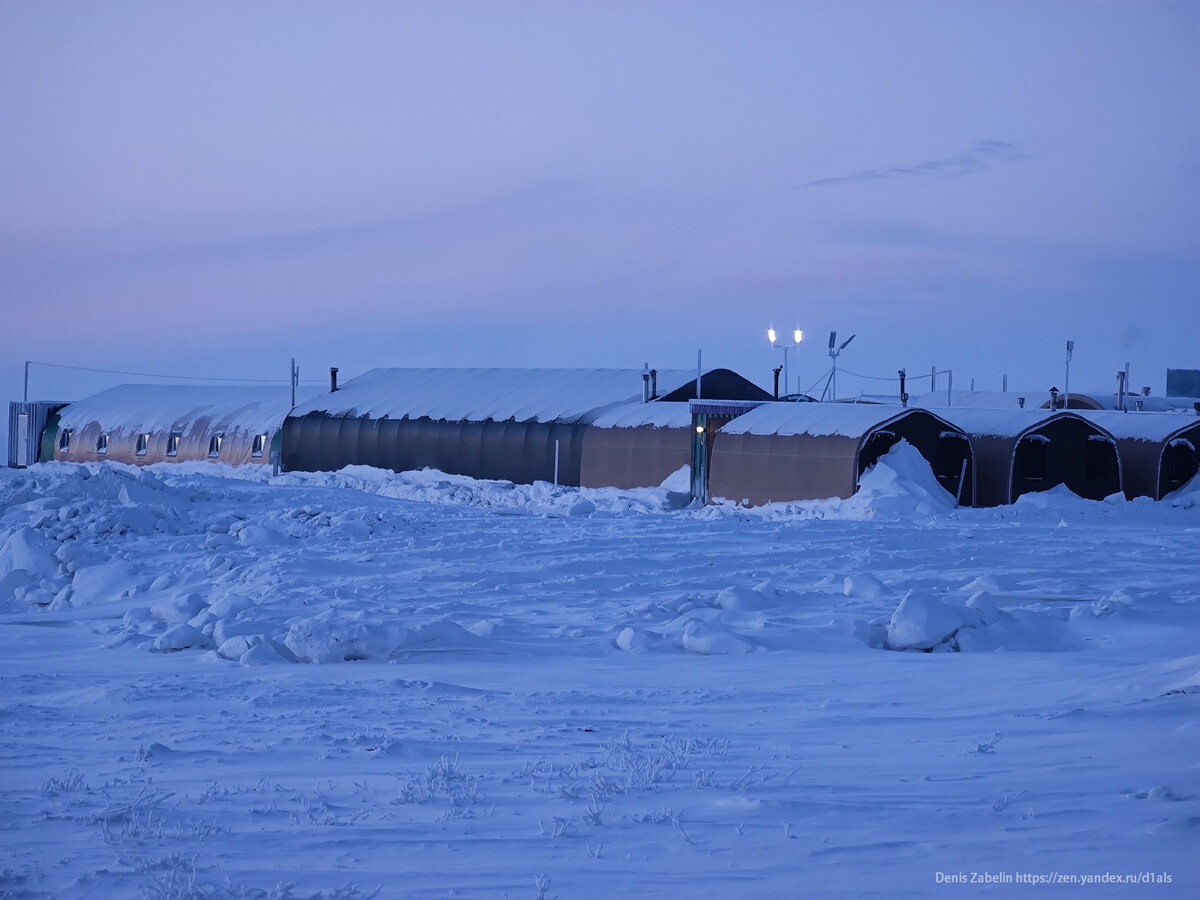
282 413 590 486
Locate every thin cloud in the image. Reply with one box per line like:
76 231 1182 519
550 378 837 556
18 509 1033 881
806 140 1026 187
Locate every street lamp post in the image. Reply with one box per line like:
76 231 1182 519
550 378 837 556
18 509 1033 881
768 328 802 398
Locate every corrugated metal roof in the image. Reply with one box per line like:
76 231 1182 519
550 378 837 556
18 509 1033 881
291 368 701 425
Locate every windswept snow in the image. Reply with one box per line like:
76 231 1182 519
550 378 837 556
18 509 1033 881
1 447 1198 898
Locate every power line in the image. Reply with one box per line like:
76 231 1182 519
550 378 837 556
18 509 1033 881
25 360 320 385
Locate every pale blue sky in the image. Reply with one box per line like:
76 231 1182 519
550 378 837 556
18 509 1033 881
2 0 1197 412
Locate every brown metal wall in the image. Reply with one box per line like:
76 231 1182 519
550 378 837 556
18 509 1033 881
707 432 861 504
706 410 974 507
578 425 691 489
964 433 1014 507
56 419 272 467
1114 438 1165 500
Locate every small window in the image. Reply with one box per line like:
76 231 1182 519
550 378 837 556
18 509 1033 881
96 433 109 456
166 432 181 457
251 433 268 458
135 433 149 457
58 428 73 452
208 433 224 459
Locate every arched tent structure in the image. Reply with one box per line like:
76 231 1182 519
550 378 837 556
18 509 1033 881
1077 411 1200 500
48 385 293 467
704 404 974 506
946 410 1121 506
283 368 765 486
579 402 693 489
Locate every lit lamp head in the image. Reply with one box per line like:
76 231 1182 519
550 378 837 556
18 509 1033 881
794 329 802 345
767 328 777 345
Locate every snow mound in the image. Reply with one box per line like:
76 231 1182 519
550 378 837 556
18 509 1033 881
1167 471 1200 509
847 440 957 518
880 589 1073 652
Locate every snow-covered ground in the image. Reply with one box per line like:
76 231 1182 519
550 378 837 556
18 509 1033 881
2 447 1198 899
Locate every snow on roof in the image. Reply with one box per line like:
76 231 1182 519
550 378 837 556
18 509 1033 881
589 401 693 429
1056 393 1199 412
908 390 1032 410
57 385 295 433
291 368 701 425
718 401 948 438
940 408 1116 439
1074 409 1200 443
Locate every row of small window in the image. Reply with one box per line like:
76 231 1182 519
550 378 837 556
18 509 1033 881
58 429 269 459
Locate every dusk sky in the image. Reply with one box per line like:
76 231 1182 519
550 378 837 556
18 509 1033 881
2 0 1197 414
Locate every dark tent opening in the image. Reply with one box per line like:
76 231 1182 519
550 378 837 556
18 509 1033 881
1161 436 1198 496
1010 417 1120 503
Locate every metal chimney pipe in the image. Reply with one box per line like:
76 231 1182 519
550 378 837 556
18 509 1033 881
1049 386 1059 411
330 367 339 392
642 370 650 404
650 369 658 400
773 366 782 400
898 369 908 408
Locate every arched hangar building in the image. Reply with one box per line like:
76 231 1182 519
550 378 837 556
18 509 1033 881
282 367 769 487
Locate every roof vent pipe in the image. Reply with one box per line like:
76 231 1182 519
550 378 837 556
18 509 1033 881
1049 386 1059 411
898 369 908 408
650 369 658 400
773 365 782 400
642 364 650 404
1018 396 1025 409
1141 386 1151 396
330 367 339 393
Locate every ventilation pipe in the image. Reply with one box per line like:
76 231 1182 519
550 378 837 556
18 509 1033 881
1049 386 1059 411
642 364 650 404
650 369 658 400
898 369 908 408
330 367 339 392
773 366 783 400
1116 369 1127 413
1018 396 1025 409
